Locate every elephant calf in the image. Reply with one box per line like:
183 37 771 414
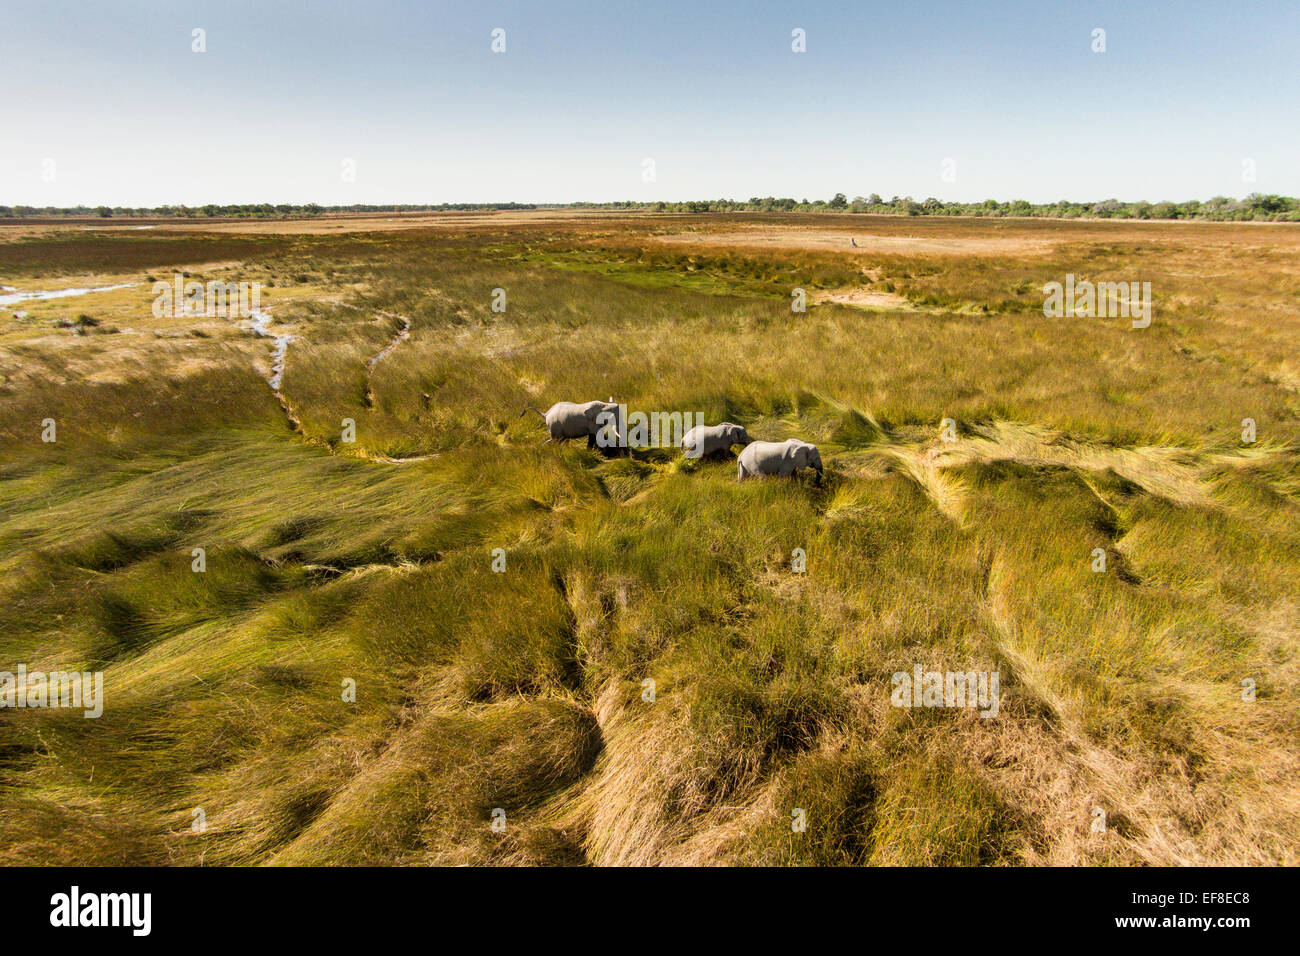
737 439 824 482
681 422 751 459
521 400 623 451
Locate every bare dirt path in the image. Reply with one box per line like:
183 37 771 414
330 301 436 464
363 310 412 408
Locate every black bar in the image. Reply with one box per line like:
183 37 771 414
0 866 1277 941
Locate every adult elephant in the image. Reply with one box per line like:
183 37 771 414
737 438 823 482
522 400 623 451
681 422 752 459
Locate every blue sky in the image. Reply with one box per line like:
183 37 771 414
2 0 1296 205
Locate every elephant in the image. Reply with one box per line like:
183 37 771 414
680 422 752 459
737 438 824 482
521 400 623 451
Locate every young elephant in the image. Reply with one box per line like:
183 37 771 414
680 421 751 459
521 400 622 450
737 438 824 482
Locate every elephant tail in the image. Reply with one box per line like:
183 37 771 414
737 460 746 482
519 406 546 422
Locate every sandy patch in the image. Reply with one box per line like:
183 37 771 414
813 288 914 311
650 226 1056 258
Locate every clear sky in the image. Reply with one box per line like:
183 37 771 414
2 0 1297 206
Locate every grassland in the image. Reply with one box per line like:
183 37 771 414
1 212 1297 865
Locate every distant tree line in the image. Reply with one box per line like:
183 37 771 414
0 202 537 219
2 194 1297 222
639 193 1300 221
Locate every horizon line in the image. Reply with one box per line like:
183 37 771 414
3 194 1296 209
